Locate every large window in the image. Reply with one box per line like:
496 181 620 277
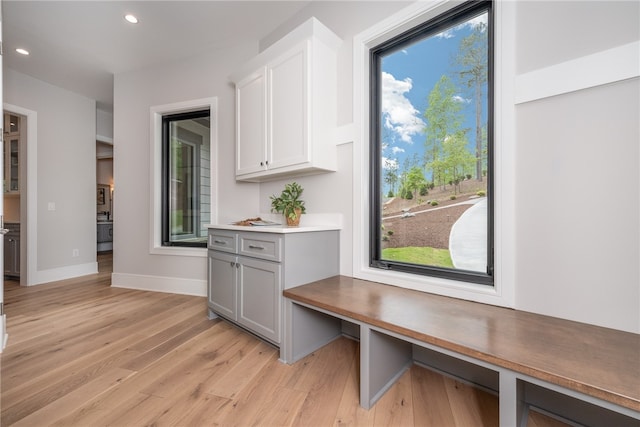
162 110 211 247
370 1 493 285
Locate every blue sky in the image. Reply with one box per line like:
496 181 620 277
380 13 488 182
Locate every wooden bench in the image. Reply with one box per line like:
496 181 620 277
281 275 640 426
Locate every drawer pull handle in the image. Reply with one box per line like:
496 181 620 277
214 240 227 245
248 245 265 250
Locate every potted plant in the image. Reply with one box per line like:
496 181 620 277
270 182 306 227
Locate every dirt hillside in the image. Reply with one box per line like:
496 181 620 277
381 179 487 250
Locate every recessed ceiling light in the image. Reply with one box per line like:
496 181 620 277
124 14 138 24
16 48 30 55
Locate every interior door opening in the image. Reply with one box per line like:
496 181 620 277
3 111 27 285
97 140 113 271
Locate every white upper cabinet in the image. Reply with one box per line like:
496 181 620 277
231 18 341 182
235 68 267 176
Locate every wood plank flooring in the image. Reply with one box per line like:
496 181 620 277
1 253 568 426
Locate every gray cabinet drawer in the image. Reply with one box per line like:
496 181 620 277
239 232 281 262
208 231 237 253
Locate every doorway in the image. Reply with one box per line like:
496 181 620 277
3 111 27 284
96 140 113 272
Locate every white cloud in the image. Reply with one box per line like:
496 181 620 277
436 13 487 39
381 71 425 144
466 14 488 30
452 95 471 104
436 29 454 39
391 146 405 154
382 157 398 171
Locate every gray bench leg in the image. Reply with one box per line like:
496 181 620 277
500 370 526 427
280 300 342 364
360 326 412 409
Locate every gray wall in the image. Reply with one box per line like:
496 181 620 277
4 68 97 283
112 43 259 287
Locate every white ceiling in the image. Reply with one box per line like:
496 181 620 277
3 1 311 111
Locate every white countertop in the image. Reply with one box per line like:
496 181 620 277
207 223 340 234
209 213 342 233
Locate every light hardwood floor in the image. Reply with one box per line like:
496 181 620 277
1 253 568 426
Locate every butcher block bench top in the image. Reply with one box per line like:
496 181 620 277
283 275 640 412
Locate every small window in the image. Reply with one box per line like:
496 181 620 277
162 110 211 247
370 1 493 285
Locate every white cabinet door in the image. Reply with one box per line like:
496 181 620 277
237 256 281 344
232 18 339 182
208 251 238 320
267 42 309 171
235 68 267 176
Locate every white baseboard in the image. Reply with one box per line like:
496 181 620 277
30 262 98 286
111 272 206 297
0 314 6 352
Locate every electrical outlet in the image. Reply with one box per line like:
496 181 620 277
72 249 79 257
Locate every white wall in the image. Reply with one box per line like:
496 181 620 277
513 1 639 332
515 78 639 332
112 43 260 295
112 1 639 332
96 109 113 143
111 3 404 295
3 68 98 283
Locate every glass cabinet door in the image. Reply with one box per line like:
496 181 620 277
3 137 19 194
3 113 20 194
9 138 19 192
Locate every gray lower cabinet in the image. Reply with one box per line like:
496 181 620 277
97 223 113 243
97 222 114 252
4 223 20 277
208 251 237 320
207 227 339 346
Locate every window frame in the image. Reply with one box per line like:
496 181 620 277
150 97 218 257
161 109 209 248
369 0 494 286
352 0 516 308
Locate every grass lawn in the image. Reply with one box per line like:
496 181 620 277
382 246 454 268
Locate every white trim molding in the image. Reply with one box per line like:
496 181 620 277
31 262 98 286
111 272 206 297
352 0 516 308
4 103 38 286
515 41 640 105
149 97 218 256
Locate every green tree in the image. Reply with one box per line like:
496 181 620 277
442 132 475 194
423 75 464 187
405 166 427 200
397 155 420 199
453 22 488 182
383 158 399 197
